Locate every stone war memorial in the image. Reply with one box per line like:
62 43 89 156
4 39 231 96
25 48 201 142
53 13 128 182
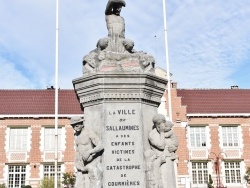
72 0 178 187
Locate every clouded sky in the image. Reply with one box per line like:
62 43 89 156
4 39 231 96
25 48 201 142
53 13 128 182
0 0 250 89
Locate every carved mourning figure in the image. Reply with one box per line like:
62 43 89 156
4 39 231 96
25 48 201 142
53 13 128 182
147 114 178 188
105 0 126 39
82 0 156 74
70 116 104 188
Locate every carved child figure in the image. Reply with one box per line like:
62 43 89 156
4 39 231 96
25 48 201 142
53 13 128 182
70 116 104 188
82 38 109 73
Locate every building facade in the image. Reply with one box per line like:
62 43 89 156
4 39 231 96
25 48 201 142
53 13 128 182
0 85 250 188
0 89 83 187
166 83 250 188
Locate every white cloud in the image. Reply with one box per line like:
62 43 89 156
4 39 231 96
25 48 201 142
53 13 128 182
0 58 36 89
167 0 250 88
0 0 250 89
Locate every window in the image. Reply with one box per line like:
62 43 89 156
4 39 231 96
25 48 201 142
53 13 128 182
44 164 62 182
192 162 208 184
8 165 26 188
222 126 239 147
9 128 28 151
190 127 206 147
224 162 241 183
44 128 62 151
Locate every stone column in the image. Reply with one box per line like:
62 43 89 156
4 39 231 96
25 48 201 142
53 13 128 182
73 72 167 188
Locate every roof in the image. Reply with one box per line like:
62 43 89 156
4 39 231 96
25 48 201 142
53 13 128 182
0 89 83 115
2 88 250 115
177 89 250 114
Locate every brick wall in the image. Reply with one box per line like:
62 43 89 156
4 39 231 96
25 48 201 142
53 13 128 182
165 86 250 187
0 117 75 186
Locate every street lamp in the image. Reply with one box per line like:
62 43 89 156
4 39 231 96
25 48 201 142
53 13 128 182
209 152 227 188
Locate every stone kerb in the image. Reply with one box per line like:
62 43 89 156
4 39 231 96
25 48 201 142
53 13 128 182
72 73 167 107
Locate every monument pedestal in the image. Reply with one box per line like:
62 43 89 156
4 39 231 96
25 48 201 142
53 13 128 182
73 73 167 187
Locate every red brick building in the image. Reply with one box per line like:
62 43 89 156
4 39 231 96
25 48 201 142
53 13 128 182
0 89 83 187
166 83 250 188
0 86 250 188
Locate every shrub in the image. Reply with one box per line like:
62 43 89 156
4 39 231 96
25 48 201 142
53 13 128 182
39 177 54 188
0 184 6 188
207 174 214 188
39 177 62 188
62 172 76 188
245 167 250 184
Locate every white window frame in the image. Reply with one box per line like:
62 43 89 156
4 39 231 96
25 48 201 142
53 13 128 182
191 162 209 185
223 161 242 184
43 164 62 183
221 126 239 148
8 165 26 188
41 126 65 152
9 128 29 151
44 127 62 151
189 126 207 148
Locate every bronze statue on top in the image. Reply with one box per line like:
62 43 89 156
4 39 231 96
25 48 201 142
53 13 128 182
105 0 126 39
82 0 155 74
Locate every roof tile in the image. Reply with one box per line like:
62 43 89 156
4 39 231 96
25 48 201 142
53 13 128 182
177 89 250 114
0 89 83 115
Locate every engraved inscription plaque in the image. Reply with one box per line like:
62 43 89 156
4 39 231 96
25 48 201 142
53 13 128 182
103 104 145 187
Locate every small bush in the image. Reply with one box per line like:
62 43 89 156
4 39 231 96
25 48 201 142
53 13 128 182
22 186 32 188
207 174 214 188
39 177 62 188
245 167 250 184
62 172 75 188
0 184 6 188
39 177 54 188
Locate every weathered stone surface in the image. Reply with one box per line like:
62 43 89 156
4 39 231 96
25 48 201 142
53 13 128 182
72 73 168 188
103 104 144 187
83 46 155 74
73 73 166 107
147 114 178 188
82 0 155 75
71 0 178 187
70 116 104 187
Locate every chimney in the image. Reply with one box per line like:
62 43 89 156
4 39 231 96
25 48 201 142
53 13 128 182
47 86 55 90
231 85 239 89
171 82 177 88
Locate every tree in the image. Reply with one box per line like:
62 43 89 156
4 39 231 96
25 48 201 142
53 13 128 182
61 172 76 188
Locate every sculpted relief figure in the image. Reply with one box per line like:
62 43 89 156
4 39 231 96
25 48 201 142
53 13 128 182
82 38 109 73
146 114 178 188
70 116 104 188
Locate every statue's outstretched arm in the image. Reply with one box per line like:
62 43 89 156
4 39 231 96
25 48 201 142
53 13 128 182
105 0 126 15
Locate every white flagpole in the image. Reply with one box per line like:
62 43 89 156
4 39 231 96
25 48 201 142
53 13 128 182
162 0 172 122
162 1 179 188
54 0 59 187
